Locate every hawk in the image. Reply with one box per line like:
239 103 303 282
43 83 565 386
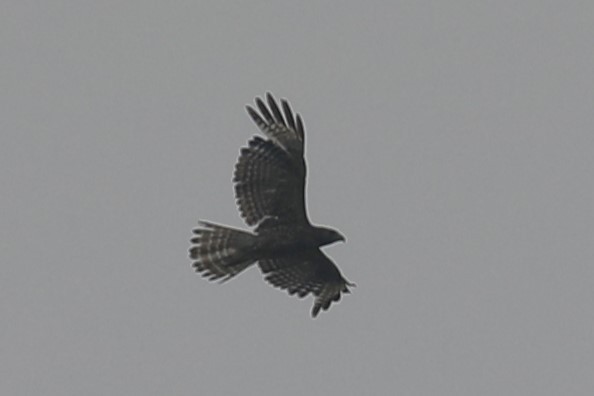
190 93 353 317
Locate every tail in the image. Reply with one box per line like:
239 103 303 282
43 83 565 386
189 221 259 282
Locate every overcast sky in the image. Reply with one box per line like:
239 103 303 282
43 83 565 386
2 1 593 395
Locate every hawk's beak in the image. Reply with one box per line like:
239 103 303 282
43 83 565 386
339 234 346 242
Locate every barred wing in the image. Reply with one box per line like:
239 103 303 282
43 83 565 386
234 94 308 226
259 250 353 317
246 92 304 156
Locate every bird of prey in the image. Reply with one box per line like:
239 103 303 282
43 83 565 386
190 93 353 317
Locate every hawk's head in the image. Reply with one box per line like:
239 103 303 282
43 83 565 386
314 226 346 247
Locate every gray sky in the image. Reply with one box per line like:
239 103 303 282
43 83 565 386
2 1 593 395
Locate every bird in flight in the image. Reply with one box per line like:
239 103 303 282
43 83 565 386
190 93 353 317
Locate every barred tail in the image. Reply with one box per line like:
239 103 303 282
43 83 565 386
189 221 258 282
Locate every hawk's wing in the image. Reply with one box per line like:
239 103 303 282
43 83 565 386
259 250 353 317
234 93 308 226
246 92 305 156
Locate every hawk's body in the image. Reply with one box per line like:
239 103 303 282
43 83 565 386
190 93 352 317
